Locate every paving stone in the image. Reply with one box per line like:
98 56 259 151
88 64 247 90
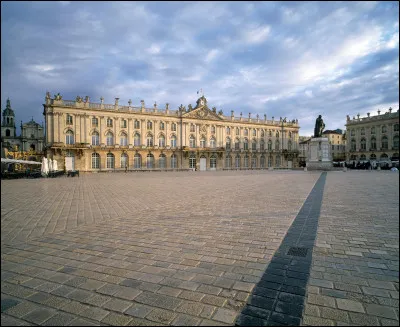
101 312 133 326
336 299 365 313
80 306 110 321
176 301 204 316
171 313 202 326
364 303 398 319
212 308 238 324
1 298 21 313
125 303 153 318
302 315 335 326
146 308 177 324
320 307 350 322
3 300 38 318
23 307 57 324
42 312 76 326
60 301 89 315
349 312 380 326
68 317 101 326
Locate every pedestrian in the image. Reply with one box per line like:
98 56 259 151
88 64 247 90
125 164 127 173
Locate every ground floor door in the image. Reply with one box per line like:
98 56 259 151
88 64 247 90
189 156 196 170
200 157 207 171
288 160 293 169
65 156 75 171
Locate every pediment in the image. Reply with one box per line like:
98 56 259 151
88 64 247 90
182 106 223 121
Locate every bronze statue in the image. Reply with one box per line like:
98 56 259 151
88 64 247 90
314 115 325 137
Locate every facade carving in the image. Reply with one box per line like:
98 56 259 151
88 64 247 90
43 94 300 171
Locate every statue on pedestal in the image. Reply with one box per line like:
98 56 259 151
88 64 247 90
314 115 325 138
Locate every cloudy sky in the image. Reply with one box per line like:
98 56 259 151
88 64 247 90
1 1 399 136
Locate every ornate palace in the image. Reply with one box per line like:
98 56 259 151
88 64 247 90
43 93 300 171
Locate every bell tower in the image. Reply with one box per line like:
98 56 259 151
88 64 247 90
1 98 17 138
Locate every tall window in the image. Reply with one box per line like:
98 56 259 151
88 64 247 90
252 139 257 150
360 138 366 150
244 129 248 136
261 130 265 137
244 155 249 168
351 139 356 151
200 137 206 148
106 153 115 169
211 126 215 134
134 133 141 146
134 153 141 168
120 133 127 146
159 122 165 130
158 134 165 147
251 155 257 168
189 135 196 147
147 133 153 147
226 127 231 135
381 136 388 149
269 130 272 137
275 140 280 150
394 124 399 132
288 141 292 151
260 140 265 151
225 155 231 168
236 127 239 135
276 155 281 167
66 114 73 125
171 135 177 148
351 129 355 136
210 137 216 148
371 127 375 134
106 132 114 146
92 131 99 145
210 155 217 168
171 123 176 131
121 119 127 128
159 154 166 168
226 137 231 149
147 121 153 130
360 127 365 135
288 131 292 139
243 138 248 150
235 154 240 168
253 129 256 136
66 130 74 144
268 156 272 167
146 153 154 168
92 117 98 127
382 125 387 133
190 124 195 132
134 120 140 129
235 138 240 150
121 153 128 168
276 131 279 138
91 153 100 169
107 118 113 127
189 154 196 169
171 154 177 168
260 155 265 168
268 140 272 151
393 135 399 149
370 154 377 161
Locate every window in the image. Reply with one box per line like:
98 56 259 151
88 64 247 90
371 127 375 134
189 154 196 169
160 121 165 130
66 130 74 144
225 155 231 168
275 140 280 150
159 154 166 168
147 121 153 130
236 127 239 135
190 124 195 132
134 133 141 146
158 134 165 147
210 137 216 148
91 153 100 169
134 120 140 129
351 129 355 136
276 155 281 167
288 141 292 151
134 153 141 168
380 153 388 161
171 154 177 168
276 131 279 138
147 133 153 147
244 129 248 136
211 126 215 134
235 155 240 168
226 127 231 135
394 124 399 132
260 140 265 151
393 135 399 149
235 138 240 150
268 140 272 151
253 129 257 137
332 145 335 151
5 129 10 136
107 118 113 127
351 139 356 151
106 153 115 169
171 123 176 131
200 137 206 148
121 153 128 168
381 136 388 149
370 154 377 160
120 133 127 146
261 130 265 137
382 125 387 133
226 137 231 150
361 127 365 135
360 138 366 150
252 140 257 150
269 130 272 137
210 155 217 168
360 154 366 161
92 131 99 145
260 155 265 168
288 131 292 139
268 156 272 167
121 119 127 128
243 138 248 150
370 137 376 150
92 117 98 127
189 135 196 147
244 155 249 168
106 132 114 146
251 155 257 168
66 114 73 125
146 153 154 168
171 135 177 148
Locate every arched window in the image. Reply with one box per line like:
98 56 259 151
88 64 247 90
147 121 153 130
288 140 292 151
268 155 272 167
107 118 113 127
260 155 265 168
235 138 240 150
66 130 74 145
380 153 388 161
393 135 399 149
92 131 99 145
210 155 217 168
147 133 153 147
189 135 196 148
211 126 216 134
382 125 387 133
159 154 166 168
225 155 231 168
268 140 272 151
370 154 377 160
243 138 249 150
120 132 127 146
276 131 279 138
351 139 356 151
235 154 241 168
91 153 100 169
146 153 154 168
7 117 9 124
134 120 140 129
276 155 281 167
121 153 128 168
360 128 365 135
394 124 399 132
190 124 195 133
252 139 257 150
260 140 265 151
171 154 177 168
134 153 141 168
171 123 176 131
134 133 141 147
106 153 115 169
370 137 376 150
350 155 357 161
159 121 165 130
170 135 177 148
251 154 257 168
158 134 165 147
106 132 114 146
360 138 366 150
226 137 231 149
244 129 248 136
244 155 249 168
288 131 292 139
200 137 206 148
381 136 388 149
371 127 375 134
351 129 355 136
275 140 280 151
261 130 265 137
269 130 272 137
210 137 216 148
226 127 231 135
121 119 127 128
5 129 10 137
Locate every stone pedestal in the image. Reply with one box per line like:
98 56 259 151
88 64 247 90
306 137 333 171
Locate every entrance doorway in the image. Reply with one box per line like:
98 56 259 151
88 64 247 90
200 157 207 171
288 161 293 169
189 155 196 170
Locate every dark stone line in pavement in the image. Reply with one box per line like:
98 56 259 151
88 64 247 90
1 298 21 313
236 172 327 326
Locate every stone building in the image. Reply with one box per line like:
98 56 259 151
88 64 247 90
345 108 399 165
322 129 346 161
43 93 300 172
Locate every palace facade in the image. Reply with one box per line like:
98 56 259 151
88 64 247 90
345 108 399 164
43 93 300 172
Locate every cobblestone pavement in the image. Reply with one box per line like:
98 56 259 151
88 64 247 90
1 171 398 326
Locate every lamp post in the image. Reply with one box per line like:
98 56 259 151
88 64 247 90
281 117 286 165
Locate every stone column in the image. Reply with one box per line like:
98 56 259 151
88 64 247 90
141 119 145 146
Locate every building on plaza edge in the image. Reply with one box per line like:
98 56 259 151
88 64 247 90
345 108 399 165
43 93 300 172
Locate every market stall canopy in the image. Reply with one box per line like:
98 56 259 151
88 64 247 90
1 158 42 165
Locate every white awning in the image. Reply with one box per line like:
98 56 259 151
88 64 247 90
1 158 42 165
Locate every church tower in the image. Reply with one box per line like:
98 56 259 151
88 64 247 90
1 98 17 138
